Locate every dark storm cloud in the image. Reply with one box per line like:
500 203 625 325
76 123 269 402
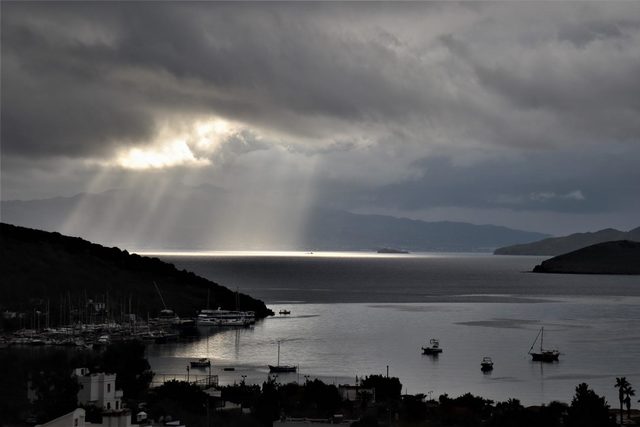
358 145 640 215
2 2 640 233
2 2 429 157
4 2 640 157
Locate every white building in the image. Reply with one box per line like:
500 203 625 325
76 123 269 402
74 368 124 411
338 385 375 403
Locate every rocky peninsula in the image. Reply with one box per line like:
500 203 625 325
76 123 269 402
532 240 640 275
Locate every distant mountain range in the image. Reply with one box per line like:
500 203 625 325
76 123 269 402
1 188 548 252
0 222 272 322
494 227 640 255
533 240 640 275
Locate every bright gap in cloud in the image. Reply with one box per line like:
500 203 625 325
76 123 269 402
116 139 210 169
112 117 240 170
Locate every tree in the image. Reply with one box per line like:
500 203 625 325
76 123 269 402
30 369 80 423
567 383 615 427
615 377 630 426
101 341 153 399
624 387 635 420
252 376 280 427
147 380 207 427
488 398 526 427
360 375 402 402
301 379 341 417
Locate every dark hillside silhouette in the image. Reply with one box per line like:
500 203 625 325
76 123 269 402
0 223 272 325
495 227 640 255
532 240 640 275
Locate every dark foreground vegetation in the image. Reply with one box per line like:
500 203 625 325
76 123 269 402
0 223 272 330
1 342 637 427
0 341 153 425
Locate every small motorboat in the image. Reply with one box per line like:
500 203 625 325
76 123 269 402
190 358 211 368
422 338 443 355
279 310 291 315
481 357 494 372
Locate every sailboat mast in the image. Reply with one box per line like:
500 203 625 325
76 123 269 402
153 281 168 309
541 327 544 351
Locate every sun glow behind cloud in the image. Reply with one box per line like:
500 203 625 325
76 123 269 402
116 139 210 169
58 114 321 251
112 117 241 170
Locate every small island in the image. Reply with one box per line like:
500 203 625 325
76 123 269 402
377 248 410 254
532 240 640 275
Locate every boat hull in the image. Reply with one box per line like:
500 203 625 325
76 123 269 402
530 352 559 362
269 365 297 373
422 348 443 355
191 359 211 368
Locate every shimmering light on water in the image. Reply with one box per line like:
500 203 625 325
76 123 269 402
147 254 640 405
137 250 457 258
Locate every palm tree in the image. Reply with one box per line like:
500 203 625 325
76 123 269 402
624 387 635 420
615 377 630 426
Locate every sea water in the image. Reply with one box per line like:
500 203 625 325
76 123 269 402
145 253 640 406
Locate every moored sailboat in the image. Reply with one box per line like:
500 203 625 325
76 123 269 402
269 340 297 373
528 327 560 362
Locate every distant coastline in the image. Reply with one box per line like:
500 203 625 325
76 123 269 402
495 226 640 256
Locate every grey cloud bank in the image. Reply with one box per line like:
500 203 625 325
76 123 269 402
1 2 639 236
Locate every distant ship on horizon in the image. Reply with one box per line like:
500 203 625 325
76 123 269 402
377 248 410 254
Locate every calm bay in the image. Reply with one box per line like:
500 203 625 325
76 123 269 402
146 253 640 406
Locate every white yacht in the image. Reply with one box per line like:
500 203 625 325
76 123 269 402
196 308 255 327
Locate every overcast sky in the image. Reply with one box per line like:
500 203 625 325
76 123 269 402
2 1 639 235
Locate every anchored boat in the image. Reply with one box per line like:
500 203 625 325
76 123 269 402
269 340 297 373
422 338 443 355
481 357 494 372
196 308 255 327
528 327 560 362
190 358 211 368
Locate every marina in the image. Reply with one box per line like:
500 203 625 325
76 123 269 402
3 254 640 407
